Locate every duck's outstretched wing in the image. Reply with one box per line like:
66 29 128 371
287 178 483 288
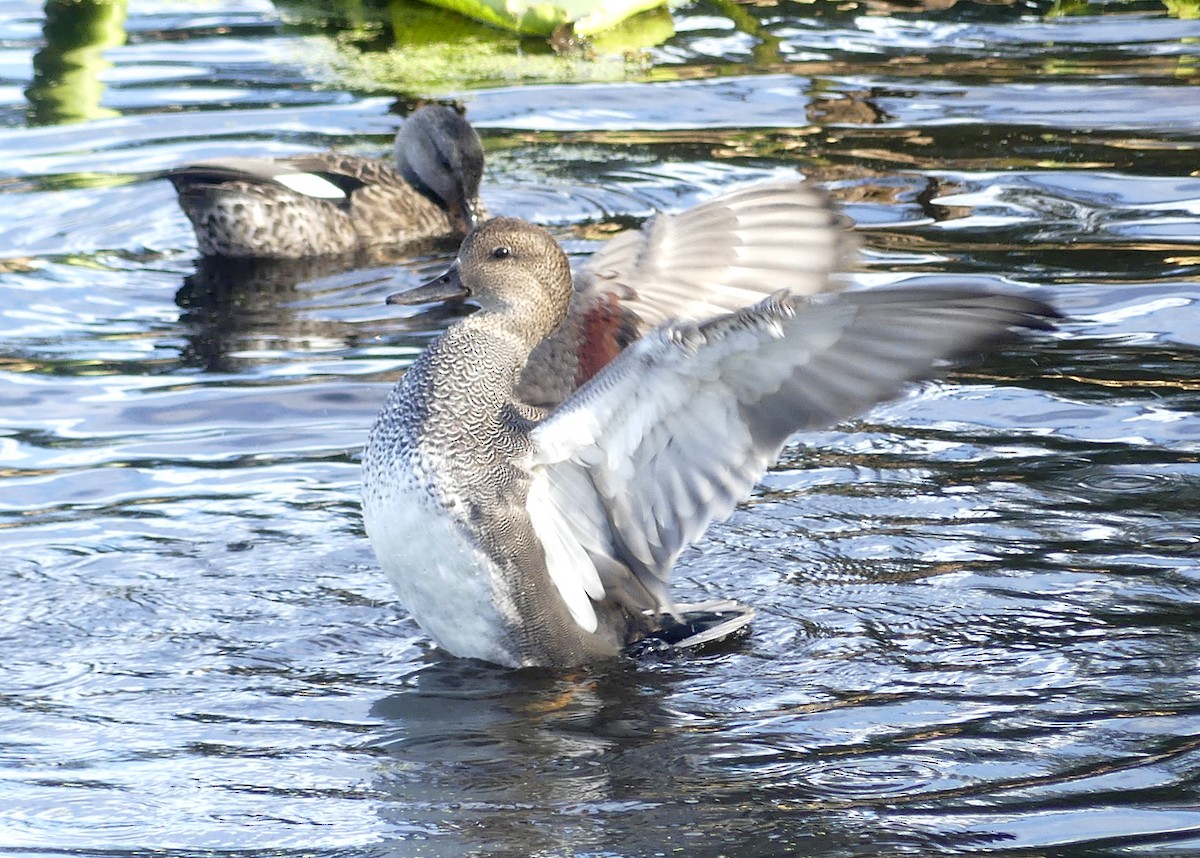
525 286 1058 633
518 179 857 409
579 178 857 324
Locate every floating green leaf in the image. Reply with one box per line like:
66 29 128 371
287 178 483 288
308 0 671 93
417 0 668 35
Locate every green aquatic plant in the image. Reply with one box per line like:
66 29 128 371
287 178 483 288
419 0 668 35
310 0 671 93
1047 0 1197 16
1164 0 1199 17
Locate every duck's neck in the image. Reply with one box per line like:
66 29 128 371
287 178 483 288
408 313 537 420
396 160 441 209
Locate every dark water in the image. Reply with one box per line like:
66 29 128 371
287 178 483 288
2 0 1199 855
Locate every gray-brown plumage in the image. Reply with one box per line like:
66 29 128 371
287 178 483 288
361 182 1059 669
165 104 486 259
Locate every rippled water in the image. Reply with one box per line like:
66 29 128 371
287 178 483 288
2 0 1199 855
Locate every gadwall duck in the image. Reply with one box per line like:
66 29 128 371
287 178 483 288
361 181 1058 668
166 104 485 259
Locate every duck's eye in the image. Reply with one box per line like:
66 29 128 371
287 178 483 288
491 246 513 260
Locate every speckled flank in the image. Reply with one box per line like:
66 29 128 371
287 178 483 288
175 167 453 258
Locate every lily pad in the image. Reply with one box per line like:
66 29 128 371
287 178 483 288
307 0 672 94
417 0 668 35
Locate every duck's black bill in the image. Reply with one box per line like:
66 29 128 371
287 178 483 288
449 197 481 235
386 264 469 305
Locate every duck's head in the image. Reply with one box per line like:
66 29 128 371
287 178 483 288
395 104 485 236
388 218 574 339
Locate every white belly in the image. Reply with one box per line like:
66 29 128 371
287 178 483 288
362 482 520 667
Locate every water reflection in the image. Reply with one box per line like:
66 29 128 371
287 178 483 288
365 645 1200 856
370 659 680 856
174 244 465 373
26 0 126 125
176 254 388 373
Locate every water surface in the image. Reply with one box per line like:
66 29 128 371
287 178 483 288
1 0 1199 855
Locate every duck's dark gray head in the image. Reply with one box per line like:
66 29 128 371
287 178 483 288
395 105 485 236
388 218 573 341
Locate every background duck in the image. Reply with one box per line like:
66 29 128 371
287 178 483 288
165 103 486 259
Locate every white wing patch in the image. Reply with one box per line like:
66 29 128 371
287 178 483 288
275 172 348 200
526 470 603 633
